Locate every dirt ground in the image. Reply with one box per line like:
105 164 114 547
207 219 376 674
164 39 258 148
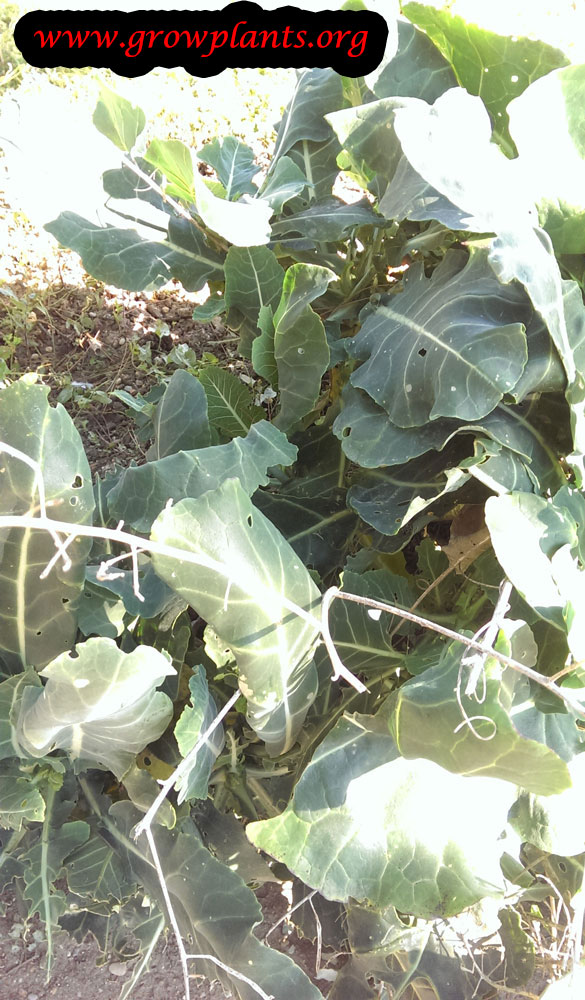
0 195 253 477
0 883 336 1000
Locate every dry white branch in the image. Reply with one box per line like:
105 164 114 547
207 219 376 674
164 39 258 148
0 512 323 632
453 579 513 741
320 586 368 693
322 587 585 720
0 442 72 572
264 888 317 943
186 954 274 999
462 579 512 696
133 689 240 839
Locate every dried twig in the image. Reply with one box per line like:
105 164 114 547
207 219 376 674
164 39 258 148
322 587 585 719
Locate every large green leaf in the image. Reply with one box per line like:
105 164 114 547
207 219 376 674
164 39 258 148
367 84 585 480
271 197 381 243
257 154 307 213
45 212 224 292
198 367 264 438
403 2 568 153
93 88 145 152
334 384 460 467
109 802 322 1000
197 135 258 200
144 138 195 202
151 479 320 754
485 490 577 632
248 711 515 918
509 752 585 857
149 369 211 459
0 767 45 830
65 832 138 902
0 672 40 760
347 453 470 538
254 487 355 575
21 781 89 975
348 250 529 426
107 420 296 531
173 667 224 804
273 263 336 432
24 824 90 974
0 379 94 668
272 69 344 163
224 245 284 335
367 19 456 103
287 136 342 205
490 235 585 486
387 87 534 233
337 380 566 491
391 633 572 795
326 96 410 190
508 64 585 253
17 638 175 778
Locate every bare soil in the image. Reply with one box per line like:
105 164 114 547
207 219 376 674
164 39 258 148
0 884 336 1000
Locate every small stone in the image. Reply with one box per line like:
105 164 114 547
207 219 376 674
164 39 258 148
118 337 126 345
45 345 53 352
28 993 40 999
109 962 129 977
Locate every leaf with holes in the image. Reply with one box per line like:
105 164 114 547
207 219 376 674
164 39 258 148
0 379 94 668
348 250 529 427
174 667 224 804
403 3 568 154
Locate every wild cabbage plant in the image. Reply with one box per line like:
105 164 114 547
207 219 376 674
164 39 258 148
2 5 585 998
